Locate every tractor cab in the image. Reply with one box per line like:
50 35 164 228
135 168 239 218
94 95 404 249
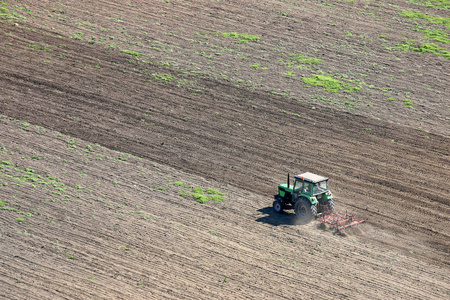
294 172 331 199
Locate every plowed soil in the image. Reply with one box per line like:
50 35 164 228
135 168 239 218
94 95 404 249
0 0 449 299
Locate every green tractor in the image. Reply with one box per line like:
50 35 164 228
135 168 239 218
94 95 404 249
273 172 334 224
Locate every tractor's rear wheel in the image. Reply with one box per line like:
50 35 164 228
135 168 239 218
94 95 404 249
295 198 316 225
273 199 284 213
326 199 335 212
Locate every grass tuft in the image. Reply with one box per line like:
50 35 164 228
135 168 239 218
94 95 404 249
302 75 343 93
302 75 363 93
192 193 208 203
215 32 260 42
289 53 322 64
396 39 450 59
121 50 142 56
399 10 450 28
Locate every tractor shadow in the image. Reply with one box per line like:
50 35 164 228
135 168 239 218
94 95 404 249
255 206 299 226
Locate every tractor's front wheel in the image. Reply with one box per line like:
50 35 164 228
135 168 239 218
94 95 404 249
273 199 284 213
295 198 316 225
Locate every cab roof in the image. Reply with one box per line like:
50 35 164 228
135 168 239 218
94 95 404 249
294 172 328 183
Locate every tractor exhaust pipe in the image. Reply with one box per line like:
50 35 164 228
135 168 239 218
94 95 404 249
287 173 290 188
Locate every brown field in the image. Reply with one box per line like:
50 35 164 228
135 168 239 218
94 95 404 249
0 0 449 299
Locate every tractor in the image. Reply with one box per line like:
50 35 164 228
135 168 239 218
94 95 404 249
273 172 334 224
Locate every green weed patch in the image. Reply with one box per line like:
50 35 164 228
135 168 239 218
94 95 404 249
0 3 12 21
302 75 363 93
408 0 450 9
396 39 450 59
206 188 225 195
121 50 143 56
215 32 260 43
399 10 450 28
282 71 296 77
192 193 209 203
418 28 450 43
289 53 322 64
151 73 175 82
282 110 301 118
403 99 413 108
176 185 226 203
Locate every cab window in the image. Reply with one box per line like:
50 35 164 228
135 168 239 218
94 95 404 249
302 183 311 195
313 180 329 194
294 180 303 192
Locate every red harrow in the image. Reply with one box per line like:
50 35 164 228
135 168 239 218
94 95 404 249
317 209 365 232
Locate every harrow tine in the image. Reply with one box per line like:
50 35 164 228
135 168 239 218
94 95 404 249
317 208 365 232
337 219 365 231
